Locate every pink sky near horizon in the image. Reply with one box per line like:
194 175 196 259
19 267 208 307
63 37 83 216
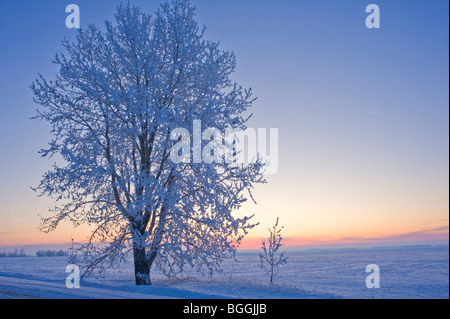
0 217 447 249
240 226 449 250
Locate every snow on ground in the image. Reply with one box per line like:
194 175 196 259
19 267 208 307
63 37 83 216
0 245 448 299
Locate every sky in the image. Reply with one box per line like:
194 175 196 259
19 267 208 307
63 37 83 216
0 0 448 248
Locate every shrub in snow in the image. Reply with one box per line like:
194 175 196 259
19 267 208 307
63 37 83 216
259 218 288 284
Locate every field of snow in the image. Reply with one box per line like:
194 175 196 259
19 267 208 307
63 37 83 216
0 245 448 299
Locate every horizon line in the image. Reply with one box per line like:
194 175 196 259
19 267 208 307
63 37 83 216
0 225 447 250
0 237 448 251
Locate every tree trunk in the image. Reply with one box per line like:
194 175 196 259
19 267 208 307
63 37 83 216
133 245 151 285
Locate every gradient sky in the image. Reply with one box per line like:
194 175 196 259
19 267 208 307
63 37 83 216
0 0 448 247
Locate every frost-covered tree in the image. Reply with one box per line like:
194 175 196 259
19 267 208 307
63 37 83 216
259 218 287 284
31 0 265 285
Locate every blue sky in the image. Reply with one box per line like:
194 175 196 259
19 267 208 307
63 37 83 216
0 0 448 246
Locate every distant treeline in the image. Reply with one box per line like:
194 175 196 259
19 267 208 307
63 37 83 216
36 250 68 257
0 248 27 257
0 249 70 257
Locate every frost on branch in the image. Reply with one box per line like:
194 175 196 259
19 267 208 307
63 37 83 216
31 0 266 285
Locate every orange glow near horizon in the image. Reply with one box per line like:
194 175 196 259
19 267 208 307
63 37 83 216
1 221 448 249
1 183 448 249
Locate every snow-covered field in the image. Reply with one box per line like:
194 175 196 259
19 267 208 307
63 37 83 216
0 245 448 299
